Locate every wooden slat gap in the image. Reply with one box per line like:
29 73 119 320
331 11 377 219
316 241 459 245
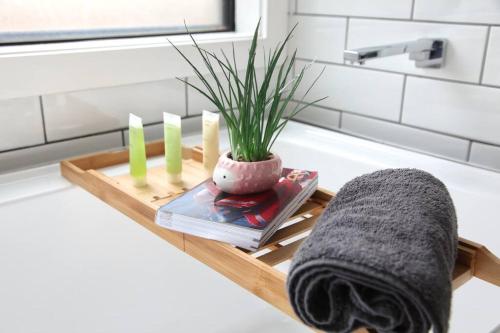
262 214 319 250
257 238 305 266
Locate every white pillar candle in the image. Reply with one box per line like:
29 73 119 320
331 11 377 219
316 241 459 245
163 112 182 183
202 110 220 174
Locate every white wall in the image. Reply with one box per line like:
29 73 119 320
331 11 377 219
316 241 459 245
289 0 500 172
0 0 292 174
1 0 500 174
0 81 201 173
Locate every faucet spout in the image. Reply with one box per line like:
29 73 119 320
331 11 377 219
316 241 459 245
343 38 447 68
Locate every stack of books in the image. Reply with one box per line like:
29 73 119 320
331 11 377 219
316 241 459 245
155 168 318 251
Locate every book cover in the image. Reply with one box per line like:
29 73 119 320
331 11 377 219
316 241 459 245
158 168 318 230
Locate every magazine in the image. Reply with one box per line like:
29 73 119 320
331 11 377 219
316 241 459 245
156 168 318 250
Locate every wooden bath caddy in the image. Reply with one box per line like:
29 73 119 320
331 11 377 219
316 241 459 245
60 141 500 332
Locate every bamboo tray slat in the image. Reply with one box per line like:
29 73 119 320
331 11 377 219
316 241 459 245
60 140 500 332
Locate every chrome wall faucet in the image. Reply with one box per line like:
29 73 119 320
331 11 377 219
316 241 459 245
343 38 447 68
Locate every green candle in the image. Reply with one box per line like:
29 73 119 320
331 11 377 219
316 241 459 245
163 112 182 183
129 113 147 187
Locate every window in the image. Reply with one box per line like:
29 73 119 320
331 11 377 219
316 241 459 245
0 1 280 101
0 0 235 45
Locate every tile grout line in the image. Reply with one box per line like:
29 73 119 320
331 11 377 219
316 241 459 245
410 0 416 20
121 130 126 147
398 75 408 123
295 56 500 89
478 26 492 84
0 129 123 154
465 141 473 161
343 17 350 65
38 96 48 143
344 17 350 49
0 114 203 155
46 128 128 145
338 111 343 128
294 0 298 14
184 76 189 117
293 12 499 27
1 115 497 174
7 117 498 174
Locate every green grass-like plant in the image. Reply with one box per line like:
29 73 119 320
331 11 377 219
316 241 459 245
170 20 326 162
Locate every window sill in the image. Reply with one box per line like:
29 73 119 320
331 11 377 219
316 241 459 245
0 0 288 100
0 31 255 57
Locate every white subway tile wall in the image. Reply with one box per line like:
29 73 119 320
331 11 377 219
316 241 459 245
296 0 413 19
289 16 346 63
289 0 500 171
0 132 122 173
0 97 45 152
296 60 404 121
483 27 500 87
1 0 500 173
289 102 341 130
43 80 185 141
413 0 500 24
0 77 201 173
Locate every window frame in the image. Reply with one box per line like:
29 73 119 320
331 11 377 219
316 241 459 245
0 0 288 101
0 0 236 46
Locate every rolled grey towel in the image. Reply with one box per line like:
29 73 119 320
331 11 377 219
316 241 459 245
287 169 458 333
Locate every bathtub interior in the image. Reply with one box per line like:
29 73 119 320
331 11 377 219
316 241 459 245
1 121 498 333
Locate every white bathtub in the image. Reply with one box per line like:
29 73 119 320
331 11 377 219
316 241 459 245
0 121 498 333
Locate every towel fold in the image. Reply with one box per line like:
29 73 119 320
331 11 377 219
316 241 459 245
287 169 457 333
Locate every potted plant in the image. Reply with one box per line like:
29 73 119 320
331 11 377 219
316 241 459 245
170 20 325 194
